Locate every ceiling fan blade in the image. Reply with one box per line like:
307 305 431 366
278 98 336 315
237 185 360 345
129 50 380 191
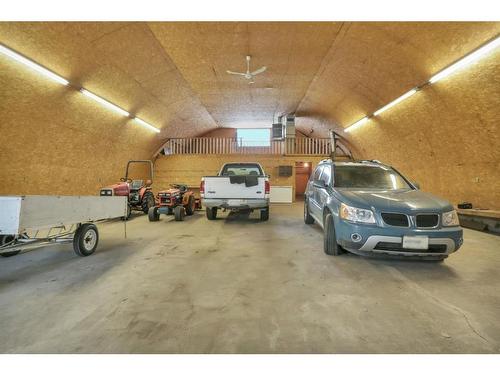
226 70 247 76
250 66 267 76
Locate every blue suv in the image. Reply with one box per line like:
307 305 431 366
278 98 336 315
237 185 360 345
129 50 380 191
304 159 463 260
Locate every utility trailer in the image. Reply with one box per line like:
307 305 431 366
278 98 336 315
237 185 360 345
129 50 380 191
0 195 127 257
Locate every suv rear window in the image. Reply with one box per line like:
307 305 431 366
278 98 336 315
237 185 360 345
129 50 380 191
220 163 263 176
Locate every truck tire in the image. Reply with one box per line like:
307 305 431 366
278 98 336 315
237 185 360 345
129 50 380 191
323 212 343 256
174 206 185 221
185 195 195 216
206 207 217 220
73 224 99 257
148 206 160 222
260 207 269 221
142 191 155 214
304 199 314 224
0 235 21 257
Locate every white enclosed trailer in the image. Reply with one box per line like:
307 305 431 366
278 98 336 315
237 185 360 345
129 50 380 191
0 195 127 257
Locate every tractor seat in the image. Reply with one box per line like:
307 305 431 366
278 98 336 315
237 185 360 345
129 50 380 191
130 180 144 190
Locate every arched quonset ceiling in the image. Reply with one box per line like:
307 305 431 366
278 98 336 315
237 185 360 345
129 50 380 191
1 22 499 205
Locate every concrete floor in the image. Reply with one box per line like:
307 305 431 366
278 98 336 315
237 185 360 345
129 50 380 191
0 203 499 353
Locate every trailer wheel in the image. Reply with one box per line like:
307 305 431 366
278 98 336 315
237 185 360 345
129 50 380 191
142 191 155 214
174 206 185 221
206 207 217 220
0 235 21 257
185 195 195 216
148 206 160 222
73 224 99 257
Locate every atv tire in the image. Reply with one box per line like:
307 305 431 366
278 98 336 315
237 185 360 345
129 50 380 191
174 206 186 221
148 207 160 222
185 195 195 216
142 191 155 214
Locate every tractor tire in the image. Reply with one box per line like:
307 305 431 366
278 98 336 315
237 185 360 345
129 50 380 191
0 235 21 257
323 212 343 256
304 199 314 224
73 224 99 257
260 207 269 221
174 206 185 221
148 207 160 222
206 207 217 220
141 191 155 214
185 195 195 216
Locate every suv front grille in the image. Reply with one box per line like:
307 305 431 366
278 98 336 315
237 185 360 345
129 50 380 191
381 213 409 227
374 242 447 253
416 214 439 228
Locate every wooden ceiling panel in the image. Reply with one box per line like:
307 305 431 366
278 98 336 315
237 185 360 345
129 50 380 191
149 22 342 127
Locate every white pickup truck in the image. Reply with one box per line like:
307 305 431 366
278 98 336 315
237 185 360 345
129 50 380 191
200 162 270 221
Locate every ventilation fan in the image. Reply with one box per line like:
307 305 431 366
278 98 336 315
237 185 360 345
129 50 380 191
226 55 267 84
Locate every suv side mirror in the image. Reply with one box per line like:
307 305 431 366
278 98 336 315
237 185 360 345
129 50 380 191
313 179 326 189
413 181 420 189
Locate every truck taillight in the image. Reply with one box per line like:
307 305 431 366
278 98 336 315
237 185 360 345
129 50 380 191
200 180 205 194
265 180 270 194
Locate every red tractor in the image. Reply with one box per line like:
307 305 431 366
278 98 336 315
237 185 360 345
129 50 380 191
148 184 201 222
100 160 155 220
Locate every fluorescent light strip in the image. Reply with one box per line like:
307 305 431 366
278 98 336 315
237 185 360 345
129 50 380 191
373 88 417 116
344 117 369 133
429 36 500 84
80 88 130 117
134 117 161 133
0 44 69 86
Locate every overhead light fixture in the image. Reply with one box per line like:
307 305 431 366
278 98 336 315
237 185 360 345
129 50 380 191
429 36 500 84
134 117 161 133
80 88 130 117
344 117 369 133
0 44 69 86
373 88 417 116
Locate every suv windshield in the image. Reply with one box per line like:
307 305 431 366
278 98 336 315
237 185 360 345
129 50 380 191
334 165 411 190
221 163 263 176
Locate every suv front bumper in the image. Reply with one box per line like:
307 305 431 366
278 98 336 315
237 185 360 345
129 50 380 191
335 219 463 258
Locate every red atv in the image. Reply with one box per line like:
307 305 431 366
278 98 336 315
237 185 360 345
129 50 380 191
148 184 201 222
100 160 155 219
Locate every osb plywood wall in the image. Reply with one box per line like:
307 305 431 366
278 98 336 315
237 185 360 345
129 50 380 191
347 52 500 210
0 59 155 196
154 154 326 199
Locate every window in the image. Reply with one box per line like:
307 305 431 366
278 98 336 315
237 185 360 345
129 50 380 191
236 129 270 147
220 163 263 176
333 165 411 190
320 165 331 185
313 165 323 181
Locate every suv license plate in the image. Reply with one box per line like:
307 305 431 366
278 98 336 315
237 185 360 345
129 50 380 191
403 236 429 249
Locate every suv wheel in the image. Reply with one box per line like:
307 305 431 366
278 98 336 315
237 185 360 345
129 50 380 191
304 199 314 224
323 212 343 256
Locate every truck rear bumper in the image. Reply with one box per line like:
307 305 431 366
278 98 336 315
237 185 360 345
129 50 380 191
202 198 269 210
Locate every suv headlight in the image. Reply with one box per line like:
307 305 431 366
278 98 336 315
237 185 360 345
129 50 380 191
340 203 376 224
442 210 460 227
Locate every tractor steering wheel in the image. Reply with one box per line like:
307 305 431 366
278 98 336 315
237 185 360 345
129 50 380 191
120 177 133 183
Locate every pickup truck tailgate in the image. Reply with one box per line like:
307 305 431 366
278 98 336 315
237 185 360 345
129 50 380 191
204 177 266 199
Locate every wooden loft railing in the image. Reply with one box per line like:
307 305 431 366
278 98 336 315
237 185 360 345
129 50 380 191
160 137 335 156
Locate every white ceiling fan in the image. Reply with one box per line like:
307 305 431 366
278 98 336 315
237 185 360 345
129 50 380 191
226 55 267 84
